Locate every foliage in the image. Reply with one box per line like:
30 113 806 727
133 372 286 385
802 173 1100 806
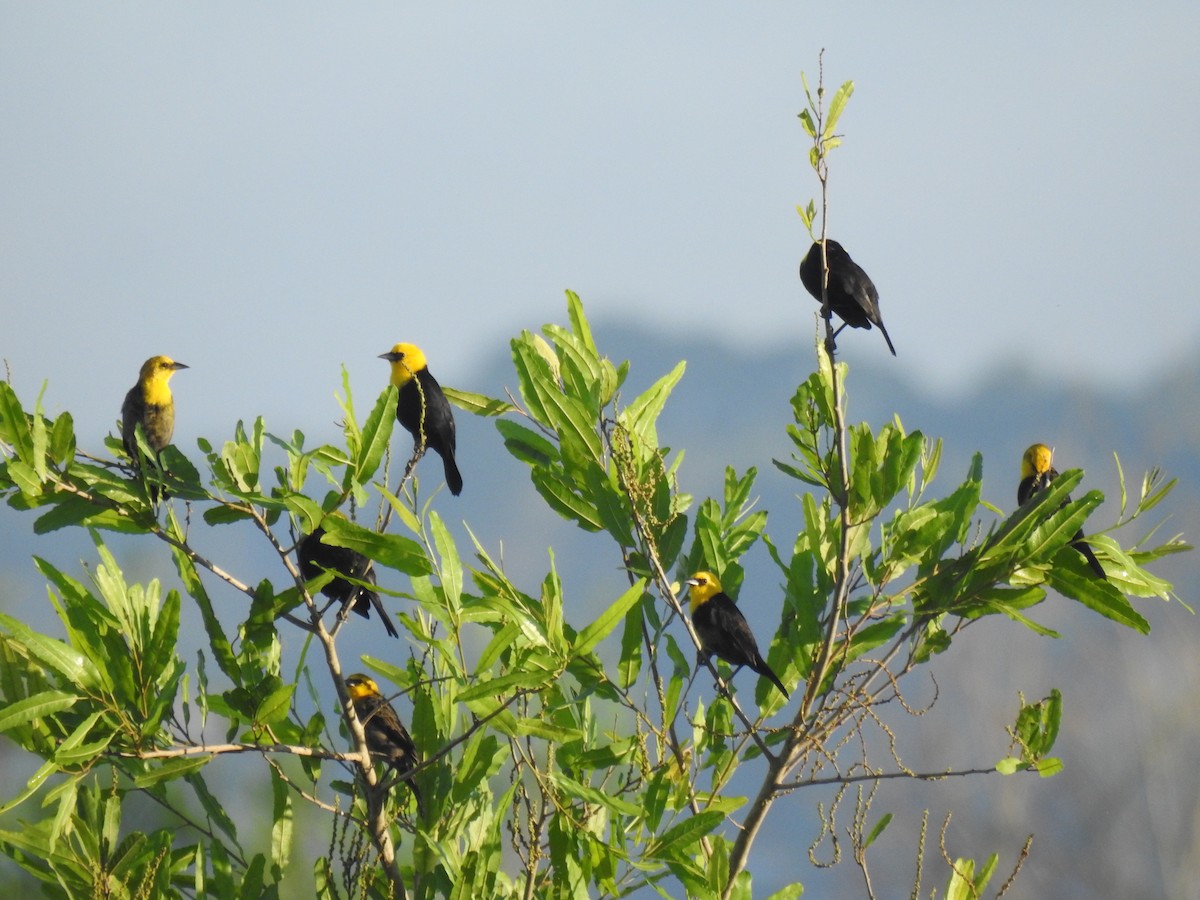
0 290 1186 898
0 63 1189 899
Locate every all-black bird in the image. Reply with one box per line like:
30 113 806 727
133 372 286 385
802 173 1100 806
1018 443 1107 579
298 524 398 637
345 673 423 812
685 571 789 699
379 342 463 495
799 239 896 356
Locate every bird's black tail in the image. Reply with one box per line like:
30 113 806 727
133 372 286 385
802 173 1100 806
1072 531 1107 580
403 771 424 818
356 588 399 638
878 321 897 356
443 453 463 496
754 656 790 699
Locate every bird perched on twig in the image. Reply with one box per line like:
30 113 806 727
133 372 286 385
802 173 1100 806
685 571 789 699
345 673 423 812
120 355 188 499
121 355 189 460
1018 443 1107 579
800 239 896 356
379 342 463 495
297 523 398 638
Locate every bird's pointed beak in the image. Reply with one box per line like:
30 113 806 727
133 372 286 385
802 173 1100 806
684 578 698 588
172 362 190 370
379 351 400 362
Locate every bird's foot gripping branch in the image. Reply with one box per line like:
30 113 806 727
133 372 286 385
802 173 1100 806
0 293 1188 898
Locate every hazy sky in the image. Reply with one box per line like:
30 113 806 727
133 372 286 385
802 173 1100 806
4 9 1199 895
3 4 1199 443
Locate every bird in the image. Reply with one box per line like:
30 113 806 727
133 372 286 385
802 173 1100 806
379 343 463 496
685 571 789 699
799 239 896 356
121 355 189 461
297 524 398 638
345 673 423 812
1018 443 1107 579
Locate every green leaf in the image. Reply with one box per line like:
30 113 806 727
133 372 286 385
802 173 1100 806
619 361 685 445
572 580 646 659
0 690 79 732
186 772 240 844
456 669 558 704
531 468 603 531
7 459 42 498
257 683 295 725
0 612 101 689
52 711 113 765
864 813 892 849
430 511 463 611
132 756 212 788
646 810 727 859
0 381 35 461
496 418 558 467
995 757 1020 775
282 493 326 535
1047 564 1150 633
270 767 293 880
443 386 517 416
319 516 433 577
32 497 134 535
536 386 603 468
617 597 645 688
0 758 59 815
582 463 634 545
824 80 855 137
352 385 396 486
511 332 557 426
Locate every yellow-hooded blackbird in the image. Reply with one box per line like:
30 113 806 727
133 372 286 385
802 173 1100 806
685 571 788 699
298 525 398 638
1018 443 1106 579
345 673 423 811
121 355 189 460
799 239 896 356
379 342 463 496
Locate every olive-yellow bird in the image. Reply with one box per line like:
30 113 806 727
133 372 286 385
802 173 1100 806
121 355 189 461
345 673 423 812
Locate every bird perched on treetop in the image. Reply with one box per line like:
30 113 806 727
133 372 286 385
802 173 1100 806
345 673 423 812
379 342 463 496
121 355 189 461
1018 443 1107 580
799 239 896 356
297 523 398 638
685 571 789 699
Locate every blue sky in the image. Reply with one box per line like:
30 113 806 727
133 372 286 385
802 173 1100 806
3 4 1199 445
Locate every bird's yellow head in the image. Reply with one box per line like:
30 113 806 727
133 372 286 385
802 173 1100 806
685 571 722 613
345 673 382 701
138 355 189 404
378 343 428 387
1021 443 1054 480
